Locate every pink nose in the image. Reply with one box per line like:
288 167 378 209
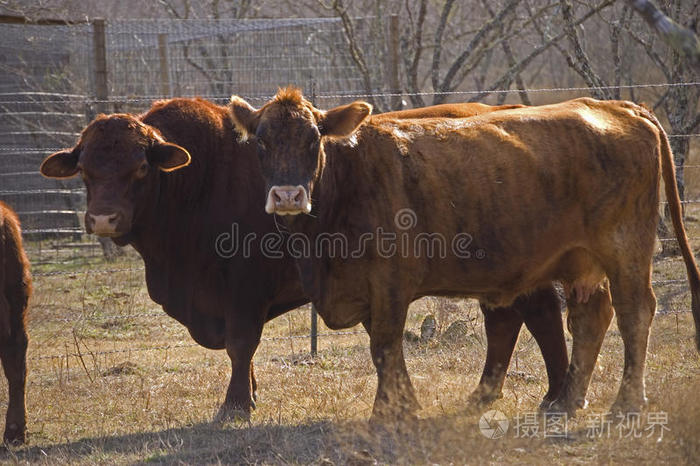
86 212 121 236
265 186 311 215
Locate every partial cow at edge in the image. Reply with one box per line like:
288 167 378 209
0 202 31 445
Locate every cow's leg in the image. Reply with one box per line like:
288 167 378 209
215 313 264 423
519 286 568 409
608 275 656 414
250 361 257 402
548 283 613 416
469 305 523 406
0 294 28 445
368 300 419 422
362 318 371 335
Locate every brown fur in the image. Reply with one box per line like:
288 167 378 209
230 89 700 420
379 104 567 407
41 98 307 422
371 102 525 122
41 97 566 422
0 202 31 444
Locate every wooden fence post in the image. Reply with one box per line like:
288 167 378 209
92 18 108 116
91 18 119 252
388 14 402 110
158 34 171 97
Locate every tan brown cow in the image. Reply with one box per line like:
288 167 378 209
39 98 565 422
0 202 31 444
377 103 567 408
229 87 700 420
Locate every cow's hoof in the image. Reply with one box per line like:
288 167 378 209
544 397 584 417
467 388 502 408
609 396 646 416
538 393 570 412
214 404 252 425
3 424 26 446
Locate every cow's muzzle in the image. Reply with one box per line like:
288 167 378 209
265 185 311 215
85 211 124 236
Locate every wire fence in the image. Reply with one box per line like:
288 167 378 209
0 17 698 395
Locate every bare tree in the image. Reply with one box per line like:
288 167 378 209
625 0 700 73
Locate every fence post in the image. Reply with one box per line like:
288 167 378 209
309 80 319 357
158 34 171 97
388 14 402 110
90 18 116 249
310 305 318 356
92 18 108 116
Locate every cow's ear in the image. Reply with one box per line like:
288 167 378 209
319 101 372 138
148 142 191 172
40 148 80 178
228 95 261 141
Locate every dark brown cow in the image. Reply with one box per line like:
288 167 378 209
41 99 306 422
228 87 700 420
39 98 566 421
0 202 31 444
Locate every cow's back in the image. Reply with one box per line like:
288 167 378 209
318 98 663 306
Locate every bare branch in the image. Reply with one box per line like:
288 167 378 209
469 0 615 102
431 0 456 98
686 112 700 133
624 26 673 81
483 0 531 105
560 0 613 99
326 0 381 110
625 0 700 73
158 0 190 19
434 0 520 104
401 0 427 107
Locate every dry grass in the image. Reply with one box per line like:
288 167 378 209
0 204 698 464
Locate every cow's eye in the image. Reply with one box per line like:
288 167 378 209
257 139 266 151
135 162 149 179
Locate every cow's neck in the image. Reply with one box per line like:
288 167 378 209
277 141 361 303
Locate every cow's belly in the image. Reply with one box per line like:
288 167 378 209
419 245 606 308
315 290 370 330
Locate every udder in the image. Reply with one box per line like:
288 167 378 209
557 248 606 304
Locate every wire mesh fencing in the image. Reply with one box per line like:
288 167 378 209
0 17 698 389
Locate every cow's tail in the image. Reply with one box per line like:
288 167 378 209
643 107 700 351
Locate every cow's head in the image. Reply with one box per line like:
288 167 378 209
228 86 371 215
40 114 190 238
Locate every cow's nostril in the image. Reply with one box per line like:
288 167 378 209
273 191 283 203
292 191 302 203
107 214 118 224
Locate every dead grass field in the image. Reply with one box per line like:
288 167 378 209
1 207 699 464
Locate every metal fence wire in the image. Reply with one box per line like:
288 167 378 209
0 18 698 380
0 17 381 238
